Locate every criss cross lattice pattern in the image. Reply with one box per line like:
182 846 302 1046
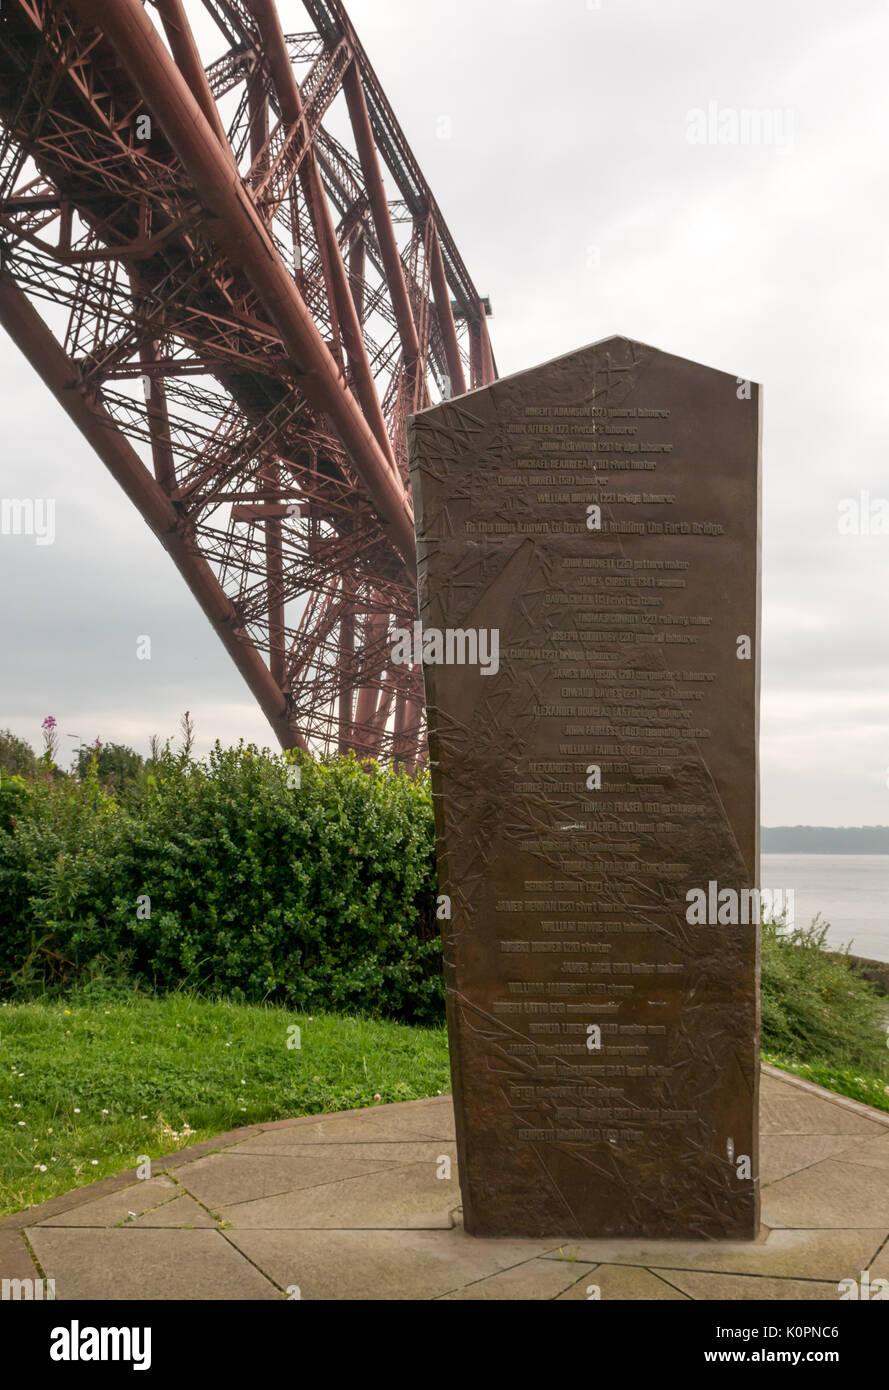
0 0 496 764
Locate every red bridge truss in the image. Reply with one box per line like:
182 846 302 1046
0 0 495 766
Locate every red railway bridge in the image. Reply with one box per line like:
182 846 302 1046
0 0 495 767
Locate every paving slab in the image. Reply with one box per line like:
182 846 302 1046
439 1256 598 1300
654 1270 844 1301
244 1110 439 1146
833 1133 889 1172
174 1149 396 1208
219 1161 460 1229
25 1228 281 1300
0 1229 41 1282
6 1067 888 1300
867 1236 889 1281
127 1195 218 1229
356 1100 456 1142
762 1158 889 1229
540 1227 887 1282
225 1226 557 1300
36 1176 180 1228
230 1138 457 1165
759 1079 886 1136
760 1134 867 1184
556 1264 689 1300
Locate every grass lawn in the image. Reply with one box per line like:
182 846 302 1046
3 987 887 1220
0 992 450 1218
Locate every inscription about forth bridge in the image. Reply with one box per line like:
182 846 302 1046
407 336 761 1239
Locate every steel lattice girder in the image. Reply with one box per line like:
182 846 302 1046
0 0 496 765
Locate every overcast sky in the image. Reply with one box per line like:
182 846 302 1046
1 0 887 826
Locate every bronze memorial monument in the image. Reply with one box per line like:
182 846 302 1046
406 336 761 1239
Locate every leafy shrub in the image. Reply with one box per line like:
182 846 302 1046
74 741 145 800
0 745 442 1023
0 729 37 778
760 914 888 1075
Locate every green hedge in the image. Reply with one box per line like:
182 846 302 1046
0 746 442 1023
4 737 887 1071
760 913 888 1075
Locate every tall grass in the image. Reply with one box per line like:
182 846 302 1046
761 913 888 1076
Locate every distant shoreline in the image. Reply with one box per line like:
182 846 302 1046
762 827 889 854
